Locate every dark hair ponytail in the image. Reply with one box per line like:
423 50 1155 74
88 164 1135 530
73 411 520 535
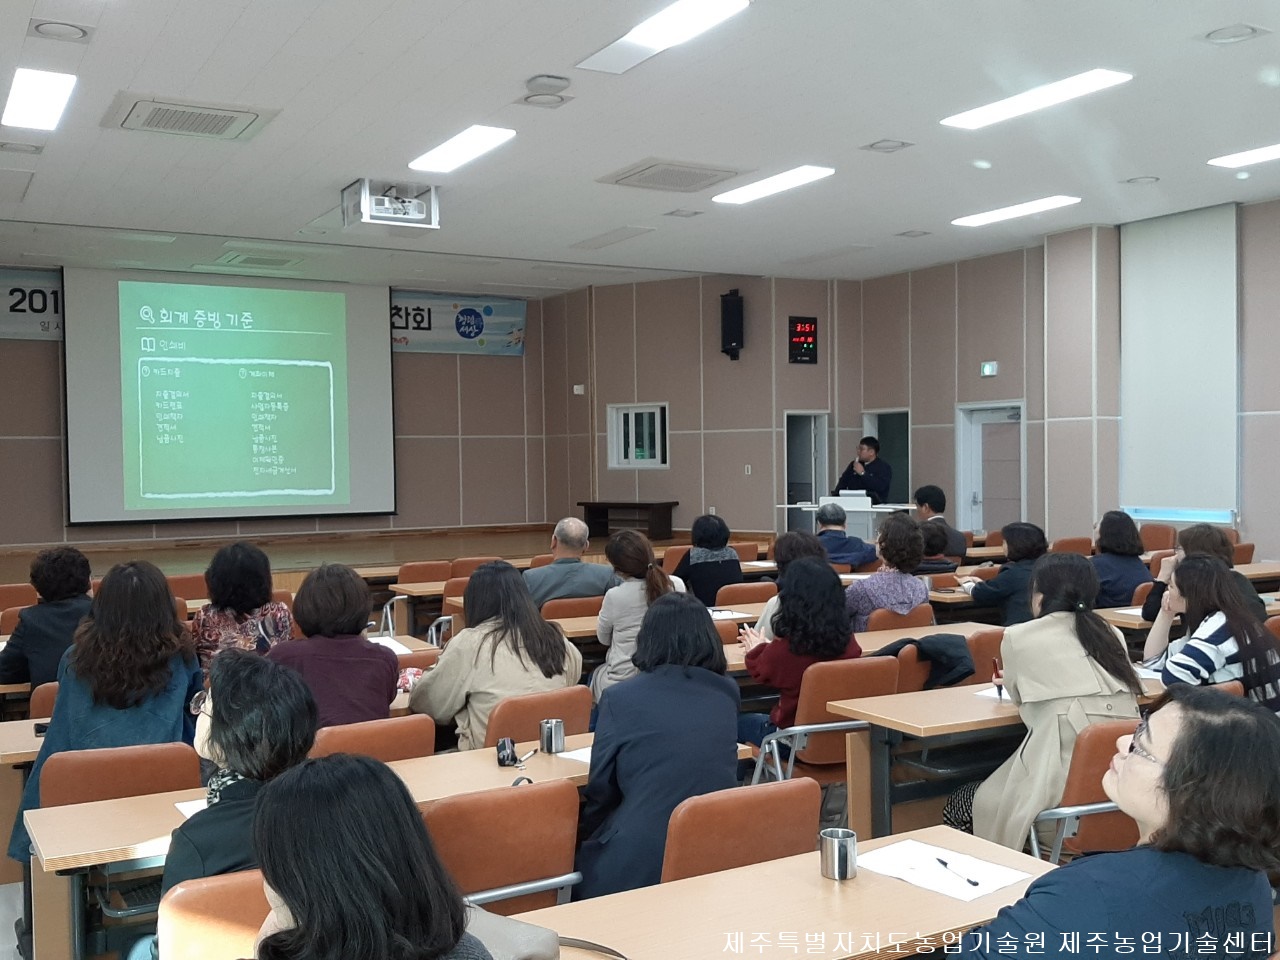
606 529 674 605
1030 553 1142 696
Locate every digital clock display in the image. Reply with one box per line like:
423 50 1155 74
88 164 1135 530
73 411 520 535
788 316 818 364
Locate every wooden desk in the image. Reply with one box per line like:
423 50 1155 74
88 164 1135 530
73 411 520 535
724 622 992 677
437 602 771 644
1097 593 1280 631
579 501 678 541
964 545 1007 562
1235 562 1280 584
0 715 43 887
517 825 1053 960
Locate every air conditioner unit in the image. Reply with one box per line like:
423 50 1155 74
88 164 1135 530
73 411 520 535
341 179 439 230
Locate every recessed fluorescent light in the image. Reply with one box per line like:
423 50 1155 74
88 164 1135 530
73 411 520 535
408 125 515 173
577 0 749 74
1207 142 1280 169
952 195 1081 227
712 165 834 205
2 68 77 131
940 69 1132 130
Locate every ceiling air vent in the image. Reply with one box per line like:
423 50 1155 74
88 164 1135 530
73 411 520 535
599 158 741 193
105 93 276 141
215 252 302 269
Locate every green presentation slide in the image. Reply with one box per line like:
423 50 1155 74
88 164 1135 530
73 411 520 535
119 281 351 510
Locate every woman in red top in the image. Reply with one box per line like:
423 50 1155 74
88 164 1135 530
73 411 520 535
737 556 862 750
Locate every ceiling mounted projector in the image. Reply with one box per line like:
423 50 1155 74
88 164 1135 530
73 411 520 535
341 179 439 230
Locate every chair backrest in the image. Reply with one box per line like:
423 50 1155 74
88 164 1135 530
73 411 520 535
984 530 1004 547
1138 523 1177 552
451 556 501 578
1210 679 1245 697
714 619 741 645
483 685 592 748
1048 537 1092 556
962 530 975 548
1221 527 1241 545
0 604 28 635
398 648 442 671
894 644 932 694
166 574 208 602
662 545 691 574
1146 549 1175 576
729 542 759 563
1058 719 1141 856
854 559 882 573
422 779 580 915
540 595 604 619
660 779 821 882
792 657 899 765
29 682 57 719
311 714 436 763
157 869 268 960
0 583 38 610
398 560 452 583
829 562 852 574
969 566 1000 582
964 628 1005 684
529 554 555 568
1130 581 1155 607
930 573 959 589
1234 542 1256 564
41 742 201 807
866 603 933 632
442 576 470 600
1267 616 1280 645
173 596 190 622
714 581 778 606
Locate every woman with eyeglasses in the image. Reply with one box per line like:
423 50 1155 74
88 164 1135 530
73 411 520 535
8 560 203 863
956 685 1279 956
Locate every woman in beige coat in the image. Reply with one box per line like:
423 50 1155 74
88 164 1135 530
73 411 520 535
970 552 1143 850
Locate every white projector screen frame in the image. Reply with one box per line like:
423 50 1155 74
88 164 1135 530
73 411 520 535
64 268 395 524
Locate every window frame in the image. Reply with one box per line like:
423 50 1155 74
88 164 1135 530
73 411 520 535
606 402 669 470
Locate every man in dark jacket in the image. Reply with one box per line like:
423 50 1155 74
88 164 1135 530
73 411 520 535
815 503 877 568
832 436 892 504
0 546 92 688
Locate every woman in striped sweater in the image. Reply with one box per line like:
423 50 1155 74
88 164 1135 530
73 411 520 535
1144 554 1280 712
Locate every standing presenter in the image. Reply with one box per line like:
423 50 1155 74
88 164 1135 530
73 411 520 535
832 436 892 505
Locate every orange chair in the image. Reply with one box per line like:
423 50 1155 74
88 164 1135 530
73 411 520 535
173 596 190 622
529 554 555 568
451 556 501 578
662 545 691 574
893 644 932 693
440 576 470 630
1048 537 1092 556
1146 549 1175 577
1138 523 1177 552
930 573 959 589
311 714 435 762
753 656 899 785
398 648 441 671
714 582 778 606
1130 582 1154 607
1267 616 1280 645
967 566 1001 581
866 603 934 632
1211 679 1245 697
29 682 57 719
442 576 469 601
962 531 975 548
0 605 28 635
730 542 759 563
422 779 580 914
1234 542 1256 564
1221 527 1241 545
964 628 1005 684
854 559 882 573
166 574 208 603
540 596 604 619
1030 719 1140 862
661 779 821 882
483 686 592 748
157 870 268 960
984 530 1005 548
829 563 852 574
41 742 201 807
0 583 37 610
398 560 452 583
715 619 742 645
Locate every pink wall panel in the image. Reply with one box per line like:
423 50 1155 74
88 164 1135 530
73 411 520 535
1044 229 1095 420
544 435 571 522
834 280 862 430
566 434 594 518
909 424 955 509
861 273 909 409
524 303 544 437
635 277 702 432
541 295 568 437
392 353 459 435
389 438 461 529
1044 419 1094 540
594 435 639 502
460 437 528 525
1241 414 1280 558
773 278 831 414
1025 420 1045 529
459 355 525 436
908 264 957 426
702 431 775 532
1095 418 1120 513
0 341 60 436
1240 200 1280 413
591 283 637 422
702 276 773 431
0 439 64 545
1094 227 1120 418
957 250 1025 405
1024 246 1046 422
565 290 592 437
525 438 546 523
637 432 703 531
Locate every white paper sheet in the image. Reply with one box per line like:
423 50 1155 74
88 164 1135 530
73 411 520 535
175 798 207 819
559 747 592 764
856 839 1031 902
1112 606 1144 616
367 635 412 655
742 561 774 570
973 686 1010 701
709 609 754 620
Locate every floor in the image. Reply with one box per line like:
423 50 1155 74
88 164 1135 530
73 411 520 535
0 882 21 960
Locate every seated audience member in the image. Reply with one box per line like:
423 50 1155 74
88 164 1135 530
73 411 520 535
190 541 293 670
253 754 492 960
944 554 1142 849
672 513 744 606
9 560 203 862
1141 523 1266 623
1144 555 1280 711
521 517 618 607
915 521 959 576
591 530 683 702
1090 510 1153 608
843 514 928 633
957 686 1279 956
0 546 92 687
957 522 1048 626
832 436 892 504
814 503 877 568
753 531 827 640
576 593 739 900
411 561 582 748
738 557 861 748
267 564 396 728
913 484 968 559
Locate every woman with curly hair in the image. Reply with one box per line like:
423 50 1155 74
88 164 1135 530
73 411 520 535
843 513 929 633
8 560 203 862
190 541 293 670
738 556 861 748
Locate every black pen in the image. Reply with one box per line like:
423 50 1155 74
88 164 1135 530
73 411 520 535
936 857 979 886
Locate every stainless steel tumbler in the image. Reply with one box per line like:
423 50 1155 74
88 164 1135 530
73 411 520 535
539 718 565 753
819 828 857 880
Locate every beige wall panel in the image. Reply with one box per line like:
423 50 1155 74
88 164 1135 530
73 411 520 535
234 517 319 536
702 430 774 532
0 340 60 436
834 280 863 429
158 521 239 539
910 424 955 507
544 435 571 522
637 432 703 531
525 438 546 524
541 295 568 436
1241 414 1280 558
566 435 593 516
317 514 392 533
635 277 702 432
591 283 637 423
524 302 544 437
391 353 459 436
388 438 461 529
861 273 910 410
1044 419 1095 541
594 435 639 502
461 438 528 525
957 251 1026 405
702 277 773 431
0 439 64 545
1096 418 1120 514
566 290 592 437
1095 227 1121 418
774 278 831 414
1044 229 1095 420
1026 420 1045 529
1241 200 1280 413
1025 247 1046 422
459 356 526 436
908 265 957 426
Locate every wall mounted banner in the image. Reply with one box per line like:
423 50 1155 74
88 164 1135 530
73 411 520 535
0 267 63 340
390 289 526 356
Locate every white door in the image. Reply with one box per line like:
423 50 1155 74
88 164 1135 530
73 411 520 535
956 406 1024 534
785 412 829 532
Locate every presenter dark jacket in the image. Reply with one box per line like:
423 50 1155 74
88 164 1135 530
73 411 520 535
574 664 739 900
267 634 398 728
816 529 877 568
1090 553 1153 609
160 776 263 897
0 594 92 687
970 559 1036 626
959 846 1273 957
522 559 619 608
832 457 892 504
1140 574 1267 624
